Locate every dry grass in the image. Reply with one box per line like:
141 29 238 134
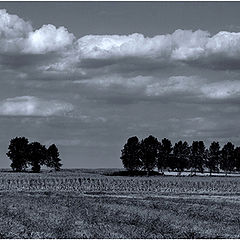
0 191 240 238
1 169 240 194
1 169 240 238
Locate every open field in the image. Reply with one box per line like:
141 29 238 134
1 169 240 238
1 168 240 194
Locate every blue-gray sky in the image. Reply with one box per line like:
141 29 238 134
0 2 240 168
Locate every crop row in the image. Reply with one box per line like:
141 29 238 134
0 177 239 193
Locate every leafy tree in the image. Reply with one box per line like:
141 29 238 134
121 136 141 171
46 144 62 171
156 141 163 172
189 141 206 174
28 142 47 173
6 137 29 172
235 147 240 171
173 141 190 174
221 142 235 174
157 138 172 172
205 141 221 175
139 135 158 175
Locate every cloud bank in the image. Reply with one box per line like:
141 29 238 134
1 9 240 71
1 8 240 110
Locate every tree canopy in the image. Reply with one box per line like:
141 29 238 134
6 137 62 173
121 135 240 175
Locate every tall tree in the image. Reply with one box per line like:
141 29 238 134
235 146 240 171
156 141 163 172
28 142 47 173
157 138 172 172
46 144 62 171
205 141 221 175
173 141 190 174
120 136 141 171
221 142 235 174
6 137 29 172
189 141 206 174
139 135 158 175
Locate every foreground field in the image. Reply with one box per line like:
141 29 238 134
1 191 240 238
1 169 240 238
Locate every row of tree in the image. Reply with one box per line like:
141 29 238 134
120 135 240 175
6 137 62 173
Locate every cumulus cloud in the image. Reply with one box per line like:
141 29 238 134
76 33 172 59
0 9 32 53
206 31 240 57
2 8 240 74
0 9 74 55
76 30 210 62
24 24 75 54
0 96 74 116
75 30 240 71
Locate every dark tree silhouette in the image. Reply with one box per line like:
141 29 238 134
221 142 235 175
157 138 172 172
28 142 47 173
120 136 240 176
156 141 163 172
46 144 62 171
173 141 190 174
235 147 240 171
139 135 158 175
6 137 29 172
189 141 206 174
205 141 221 175
121 136 141 171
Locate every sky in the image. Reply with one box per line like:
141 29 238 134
0 1 240 168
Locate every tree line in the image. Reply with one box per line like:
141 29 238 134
120 135 240 175
6 137 62 173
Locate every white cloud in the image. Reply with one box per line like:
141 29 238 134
0 9 32 53
75 30 210 62
0 9 74 54
171 29 209 61
206 31 240 57
24 24 75 54
0 9 32 38
76 33 172 59
0 96 74 116
2 7 240 83
75 30 240 70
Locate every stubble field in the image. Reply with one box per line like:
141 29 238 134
1 169 240 238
